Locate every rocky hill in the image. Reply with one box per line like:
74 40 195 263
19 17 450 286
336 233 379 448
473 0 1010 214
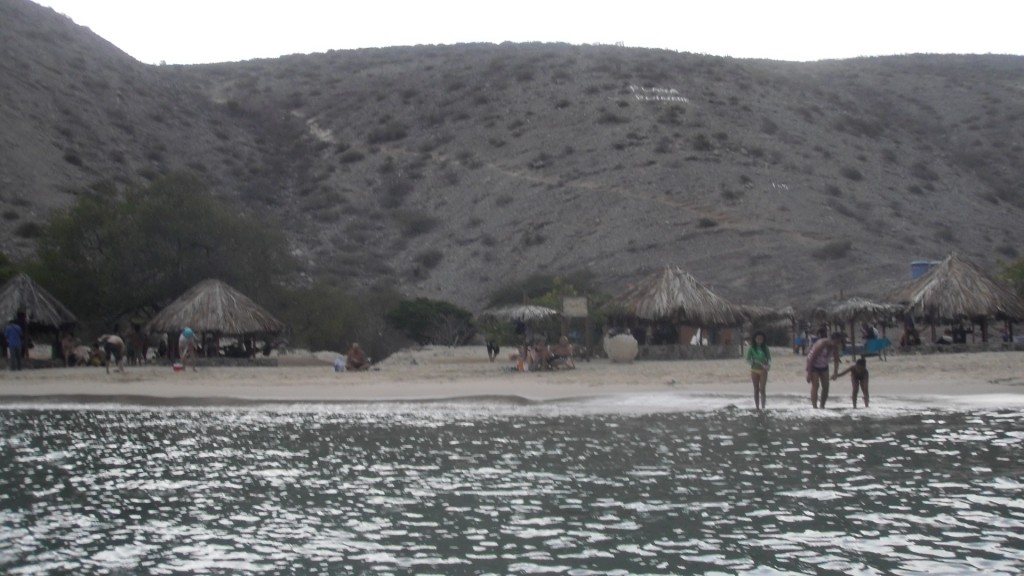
3 0 1022 311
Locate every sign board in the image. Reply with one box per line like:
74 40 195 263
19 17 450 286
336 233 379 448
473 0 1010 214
562 296 588 318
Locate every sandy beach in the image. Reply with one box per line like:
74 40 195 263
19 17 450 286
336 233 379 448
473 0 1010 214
1 346 1021 407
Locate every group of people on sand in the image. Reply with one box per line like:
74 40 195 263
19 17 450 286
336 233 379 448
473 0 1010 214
511 336 576 372
333 342 371 372
746 330 869 411
89 327 199 374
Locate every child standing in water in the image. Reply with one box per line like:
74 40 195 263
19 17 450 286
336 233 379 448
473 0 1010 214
745 331 772 410
835 356 870 408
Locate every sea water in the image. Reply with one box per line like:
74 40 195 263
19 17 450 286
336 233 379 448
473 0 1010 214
0 393 1022 575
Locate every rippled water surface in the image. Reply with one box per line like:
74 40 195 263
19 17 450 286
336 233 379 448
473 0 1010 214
1 397 1023 575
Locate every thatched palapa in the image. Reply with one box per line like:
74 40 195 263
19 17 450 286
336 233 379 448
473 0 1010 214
0 273 77 329
821 296 903 347
739 304 795 325
606 265 745 326
479 304 560 322
888 253 1024 321
826 297 901 323
145 279 284 335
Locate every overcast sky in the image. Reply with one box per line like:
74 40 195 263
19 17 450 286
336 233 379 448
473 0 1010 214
31 0 1024 65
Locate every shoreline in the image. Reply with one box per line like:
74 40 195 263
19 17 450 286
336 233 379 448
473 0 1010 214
1 347 1021 407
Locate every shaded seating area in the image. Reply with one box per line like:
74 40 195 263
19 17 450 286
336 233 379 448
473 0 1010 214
145 279 285 366
0 273 78 367
822 297 901 361
887 252 1024 351
479 303 581 370
604 265 747 360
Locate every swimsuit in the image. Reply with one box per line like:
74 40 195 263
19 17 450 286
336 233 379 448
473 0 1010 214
103 341 123 362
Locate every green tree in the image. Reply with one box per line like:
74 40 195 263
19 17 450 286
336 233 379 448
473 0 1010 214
485 274 610 346
274 280 410 362
0 252 16 284
485 271 601 307
346 282 410 361
1000 257 1024 298
386 297 474 346
274 281 359 351
30 173 296 329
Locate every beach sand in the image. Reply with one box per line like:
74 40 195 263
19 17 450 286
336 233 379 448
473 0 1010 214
1 346 1021 406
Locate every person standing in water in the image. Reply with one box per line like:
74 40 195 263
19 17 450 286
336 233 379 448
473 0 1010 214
835 356 870 408
745 331 772 410
805 332 843 408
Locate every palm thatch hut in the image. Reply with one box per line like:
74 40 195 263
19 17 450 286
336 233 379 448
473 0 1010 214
145 279 284 358
604 266 746 357
888 252 1024 343
826 297 903 348
739 305 796 325
480 304 560 323
0 273 78 363
0 273 77 331
478 304 561 346
739 304 800 349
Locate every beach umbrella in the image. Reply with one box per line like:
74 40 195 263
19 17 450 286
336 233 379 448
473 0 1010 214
479 304 560 345
0 273 77 329
825 296 902 348
739 304 795 324
605 265 745 326
828 297 902 323
145 279 284 335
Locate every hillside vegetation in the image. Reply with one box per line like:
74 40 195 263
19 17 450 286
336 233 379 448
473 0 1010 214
3 0 1023 311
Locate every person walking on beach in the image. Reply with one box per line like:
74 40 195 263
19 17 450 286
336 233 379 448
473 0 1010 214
486 338 500 362
179 327 198 371
745 331 771 410
4 318 23 371
835 356 869 408
806 332 843 408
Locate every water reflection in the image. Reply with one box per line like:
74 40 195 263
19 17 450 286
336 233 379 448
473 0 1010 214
0 403 1022 575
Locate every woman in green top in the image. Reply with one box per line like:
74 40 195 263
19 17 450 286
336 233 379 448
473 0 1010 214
745 331 772 410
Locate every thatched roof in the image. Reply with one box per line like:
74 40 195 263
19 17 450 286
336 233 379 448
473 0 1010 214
826 297 903 323
605 265 746 326
480 304 560 322
0 273 77 329
144 279 284 335
740 304 796 324
888 252 1024 321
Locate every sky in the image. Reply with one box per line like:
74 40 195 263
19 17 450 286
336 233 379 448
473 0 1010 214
30 0 1024 65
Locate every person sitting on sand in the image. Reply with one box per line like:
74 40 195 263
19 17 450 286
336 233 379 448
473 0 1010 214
528 340 549 371
346 342 371 371
95 334 126 374
549 336 576 369
835 356 869 408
